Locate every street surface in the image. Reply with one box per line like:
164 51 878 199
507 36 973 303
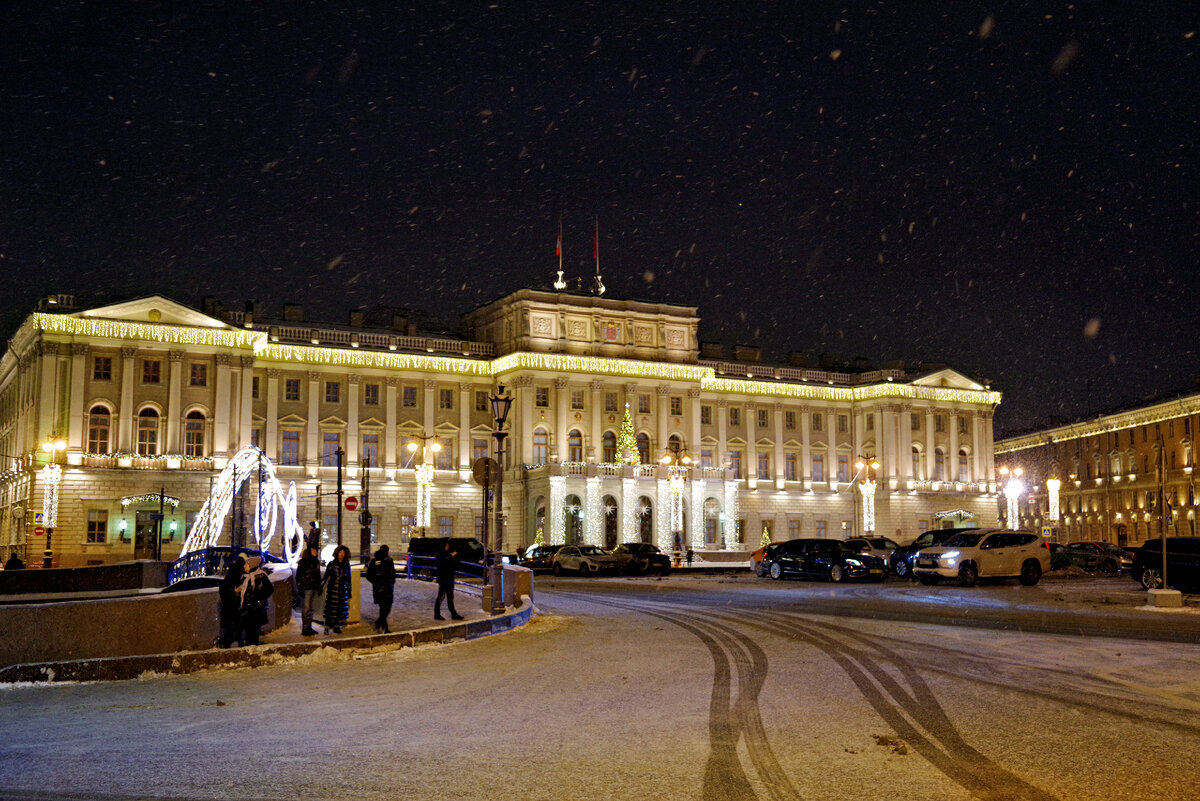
2 576 1199 801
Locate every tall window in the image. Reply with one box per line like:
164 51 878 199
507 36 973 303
92 356 112 381
438 516 454 537
958 450 969 482
812 413 823 432
251 376 260 399
473 438 490 461
86 509 108 544
532 429 548 463
958 416 968 434
838 414 848 433
87 405 111 453
934 449 946 481
439 388 453 409
475 391 488 411
436 438 453 470
729 407 740 427
568 429 583 462
911 413 920 430
142 359 161 384
605 392 618 412
757 452 770 480
670 396 682 416
136 408 159 456
935 415 945 433
325 382 340 403
322 432 341 466
785 411 795 430
815 520 827 539
281 431 300 465
785 453 797 480
403 386 417 407
757 409 769 428
190 363 207 387
638 394 651 414
837 454 849 482
535 388 549 407
788 520 800 539
285 379 301 401
866 414 874 431
363 383 380 405
184 411 206 457
636 433 651 465
572 390 585 410
729 450 742 479
362 433 379 466
811 453 825 482
912 448 922 480
701 405 712 425
602 431 617 463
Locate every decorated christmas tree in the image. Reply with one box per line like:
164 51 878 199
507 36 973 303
617 402 640 464
760 524 771 548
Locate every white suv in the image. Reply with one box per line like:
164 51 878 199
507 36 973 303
912 528 1050 587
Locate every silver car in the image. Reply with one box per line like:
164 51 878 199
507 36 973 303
913 528 1050 587
552 545 625 575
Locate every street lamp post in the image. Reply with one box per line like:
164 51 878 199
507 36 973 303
659 443 691 562
41 437 66 569
488 385 513 615
406 433 442 538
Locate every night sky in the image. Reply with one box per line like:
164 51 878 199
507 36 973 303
2 2 1196 436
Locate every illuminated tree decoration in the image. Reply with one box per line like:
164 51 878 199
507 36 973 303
1004 473 1025 530
415 464 435 528
41 464 62 528
617 403 640 465
549 475 566 544
585 476 602 546
859 479 877 533
724 479 740 547
181 446 304 566
621 477 637 543
1046 478 1061 522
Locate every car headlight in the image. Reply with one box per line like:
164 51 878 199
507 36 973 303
940 550 960 560
845 559 863 568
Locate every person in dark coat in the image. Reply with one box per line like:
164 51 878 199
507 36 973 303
365 544 397 633
218 556 246 647
237 555 275 646
295 545 323 636
322 545 352 634
434 541 464 621
4 553 24 570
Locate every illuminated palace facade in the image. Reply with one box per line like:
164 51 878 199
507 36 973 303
0 290 1003 568
995 393 1200 546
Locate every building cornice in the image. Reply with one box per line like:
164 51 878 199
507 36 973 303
996 393 1200 454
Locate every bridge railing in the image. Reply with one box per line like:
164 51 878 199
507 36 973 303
168 546 286 585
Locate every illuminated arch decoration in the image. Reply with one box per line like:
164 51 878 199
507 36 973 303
181 446 304 566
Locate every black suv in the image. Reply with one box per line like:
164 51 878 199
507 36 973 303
406 537 487 578
1132 536 1200 591
763 538 886 583
612 542 672 575
890 527 977 579
521 544 565 572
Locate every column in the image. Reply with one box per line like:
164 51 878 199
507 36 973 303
949 409 960 482
347 375 360 469
688 388 703 461
924 408 935 481
773 402 785 488
898 404 913 485
307 371 320 477
745 401 758 488
516 376 535 465
422 379 436 437
877 405 893 481
385 377 398 471
37 342 59 445
656 385 670 457
118 346 137 451
826 405 837 485
590 380 604 461
166 350 185 453
800 405 811 487
213 353 232 457
458 382 471 469
555 377 570 461
716 399 729 472
238 356 255 448
68 344 88 451
265 369 280 461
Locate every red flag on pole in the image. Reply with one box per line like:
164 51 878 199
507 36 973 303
556 225 562 257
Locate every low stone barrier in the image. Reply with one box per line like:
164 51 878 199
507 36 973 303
0 560 168 596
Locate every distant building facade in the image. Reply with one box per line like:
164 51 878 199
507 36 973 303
1 289 1002 568
995 394 1200 545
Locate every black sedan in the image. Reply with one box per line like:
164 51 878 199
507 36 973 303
889 528 976 578
762 538 886 582
1132 536 1200 591
521 544 564 572
611 542 672 575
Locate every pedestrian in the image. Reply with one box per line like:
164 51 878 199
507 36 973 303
434 540 464 621
237 555 275 646
306 521 321 550
3 552 24 570
218 556 246 647
295 544 323 636
686 547 694 567
365 544 397 633
322 544 352 634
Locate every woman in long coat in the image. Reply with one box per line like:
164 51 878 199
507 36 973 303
322 545 352 633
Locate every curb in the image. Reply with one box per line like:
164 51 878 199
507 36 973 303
0 597 536 685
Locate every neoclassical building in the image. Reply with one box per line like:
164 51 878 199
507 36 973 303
1 289 1003 568
995 392 1200 546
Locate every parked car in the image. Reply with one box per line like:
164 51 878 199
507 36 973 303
761 538 886 582
611 542 671 575
750 542 784 577
521 544 564 572
912 528 1049 587
844 537 901 569
552 545 626 575
1132 536 1200 591
406 537 487 578
889 528 976 578
1056 541 1131 574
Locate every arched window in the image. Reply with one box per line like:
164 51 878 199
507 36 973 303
87 405 110 453
567 429 583 462
668 434 684 453
636 433 650 465
184 410 206 457
532 428 548 463
137 408 160 456
958 450 969 482
934 449 945 481
911 446 922 480
602 431 617 463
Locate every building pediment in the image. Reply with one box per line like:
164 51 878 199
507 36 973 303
909 368 986 391
74 296 232 329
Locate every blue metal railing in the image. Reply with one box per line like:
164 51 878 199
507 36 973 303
404 554 484 584
167 546 285 585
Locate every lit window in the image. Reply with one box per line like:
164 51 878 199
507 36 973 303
603 431 617 462
532 429 548 463
568 430 584 462
184 411 206 457
837 454 849 482
757 452 770 480
281 431 300 465
362 434 379 467
636 433 650 465
87 405 111 453
811 453 825 482
87 509 108 544
785 453 796 480
436 438 453 470
438 516 454 537
729 450 742 478
137 408 159 456
322 433 341 466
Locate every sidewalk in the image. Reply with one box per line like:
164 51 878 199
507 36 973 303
0 579 534 684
